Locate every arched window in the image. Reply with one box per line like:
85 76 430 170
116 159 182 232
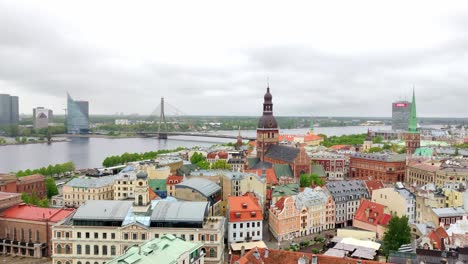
57 244 62 254
111 245 116 256
65 245 71 254
57 261 62 264
77 245 82 255
209 248 216 258
36 230 40 242
138 195 143 206
85 245 90 255
77 262 82 264
21 228 25 241
65 261 70 264
94 245 99 255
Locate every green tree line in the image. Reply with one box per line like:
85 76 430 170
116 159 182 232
16 162 75 177
102 147 186 167
320 134 367 147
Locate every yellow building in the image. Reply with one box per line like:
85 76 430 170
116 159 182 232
406 162 439 186
444 188 463 208
371 184 416 223
62 175 115 207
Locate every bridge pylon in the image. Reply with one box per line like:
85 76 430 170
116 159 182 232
157 97 168 139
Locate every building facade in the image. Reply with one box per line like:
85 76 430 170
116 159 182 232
406 162 439 186
52 200 224 264
67 93 89 134
372 184 416 223
0 174 46 199
0 192 21 211
63 176 115 207
349 153 406 183
227 194 263 244
0 204 75 258
405 90 420 155
174 178 222 216
33 107 53 129
268 196 300 241
352 200 391 239
326 180 370 227
309 151 346 180
0 94 19 126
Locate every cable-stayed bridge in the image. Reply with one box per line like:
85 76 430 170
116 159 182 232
139 97 255 141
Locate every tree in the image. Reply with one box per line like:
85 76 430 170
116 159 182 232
382 215 411 256
45 177 59 198
190 152 205 164
372 136 383 144
196 160 210 170
300 174 325 187
211 160 231 170
367 147 383 153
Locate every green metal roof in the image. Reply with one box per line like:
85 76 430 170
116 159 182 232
106 234 202 264
311 164 326 177
414 147 434 157
272 183 300 197
149 179 167 191
247 157 260 168
273 164 293 177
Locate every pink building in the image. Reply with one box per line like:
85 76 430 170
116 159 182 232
268 196 299 241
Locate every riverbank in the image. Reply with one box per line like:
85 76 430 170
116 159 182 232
54 133 143 139
0 137 69 146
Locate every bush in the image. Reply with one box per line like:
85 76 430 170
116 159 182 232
312 248 320 254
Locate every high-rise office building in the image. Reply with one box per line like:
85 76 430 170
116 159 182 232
0 94 19 126
392 100 411 131
67 93 89 134
33 107 53 129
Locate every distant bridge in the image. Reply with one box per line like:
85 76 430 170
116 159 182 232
145 97 255 141
136 131 256 141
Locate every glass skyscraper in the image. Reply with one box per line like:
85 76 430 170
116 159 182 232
0 94 19 126
67 93 89 134
392 100 411 131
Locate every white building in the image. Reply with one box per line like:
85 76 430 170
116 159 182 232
227 194 263 244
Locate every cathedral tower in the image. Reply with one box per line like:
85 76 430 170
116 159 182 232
256 87 279 160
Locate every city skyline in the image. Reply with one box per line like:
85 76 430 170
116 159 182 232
0 1 467 117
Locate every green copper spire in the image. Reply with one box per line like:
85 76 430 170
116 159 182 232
310 119 314 132
408 88 418 133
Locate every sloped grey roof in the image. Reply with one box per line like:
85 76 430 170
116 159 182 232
66 175 116 188
295 187 329 210
73 200 133 221
176 178 221 197
151 201 208 222
351 152 406 162
250 161 272 170
265 145 300 163
326 180 369 202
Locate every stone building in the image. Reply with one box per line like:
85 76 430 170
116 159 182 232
326 180 370 227
349 152 406 183
0 174 46 199
52 200 224 264
268 196 299 241
372 183 416 223
0 204 75 258
63 175 115 207
0 192 21 211
309 151 346 180
227 194 263 244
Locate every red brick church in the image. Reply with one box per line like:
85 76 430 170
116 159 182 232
249 87 310 178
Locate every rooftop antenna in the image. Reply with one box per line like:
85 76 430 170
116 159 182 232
267 76 269 88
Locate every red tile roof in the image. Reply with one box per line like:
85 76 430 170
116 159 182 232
304 134 322 142
364 180 385 195
0 204 75 222
17 174 45 182
166 175 183 185
428 226 449 250
409 163 440 172
207 151 228 159
148 187 159 200
228 195 263 222
234 247 382 264
330 145 352 150
354 200 391 226
273 197 286 211
245 168 278 185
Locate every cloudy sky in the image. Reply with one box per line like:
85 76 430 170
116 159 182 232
0 1 467 117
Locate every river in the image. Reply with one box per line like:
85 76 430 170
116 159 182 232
0 126 389 172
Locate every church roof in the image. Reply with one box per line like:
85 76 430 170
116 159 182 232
265 145 300 163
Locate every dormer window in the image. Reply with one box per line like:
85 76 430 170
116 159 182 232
235 212 241 218
242 203 247 209
251 212 256 217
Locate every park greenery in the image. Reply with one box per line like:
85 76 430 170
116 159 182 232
0 125 65 138
21 193 49 207
16 162 75 177
382 215 411 256
45 177 59 198
320 134 367 147
300 173 325 187
190 152 231 170
102 147 186 167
